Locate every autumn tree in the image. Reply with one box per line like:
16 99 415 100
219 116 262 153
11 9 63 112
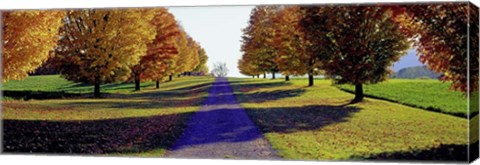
131 8 180 91
300 6 410 103
192 47 209 75
392 3 478 94
241 6 280 79
174 29 200 77
2 10 65 82
52 9 156 97
238 57 262 78
273 6 321 84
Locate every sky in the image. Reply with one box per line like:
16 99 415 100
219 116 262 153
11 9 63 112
168 6 423 77
168 6 254 77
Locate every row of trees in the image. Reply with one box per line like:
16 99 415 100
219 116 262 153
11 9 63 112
238 3 478 103
2 8 209 97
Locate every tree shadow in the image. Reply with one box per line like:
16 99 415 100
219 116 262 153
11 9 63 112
352 141 479 162
2 90 84 100
234 88 306 103
246 105 361 133
2 113 194 154
228 80 290 93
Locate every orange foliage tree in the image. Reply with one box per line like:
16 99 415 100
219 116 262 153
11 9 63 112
241 6 280 79
2 10 65 82
273 6 323 84
392 3 478 94
131 8 181 91
300 6 410 103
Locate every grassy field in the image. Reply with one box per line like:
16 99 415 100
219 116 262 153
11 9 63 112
2 75 159 99
229 77 469 161
336 79 472 118
2 75 215 156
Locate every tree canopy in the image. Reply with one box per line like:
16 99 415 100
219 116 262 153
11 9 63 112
2 10 65 82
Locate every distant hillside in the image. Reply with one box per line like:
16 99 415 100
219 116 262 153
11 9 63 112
392 66 441 79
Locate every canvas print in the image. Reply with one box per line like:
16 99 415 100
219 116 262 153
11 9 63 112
1 1 479 163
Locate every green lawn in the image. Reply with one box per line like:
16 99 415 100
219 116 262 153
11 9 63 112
229 77 469 161
336 79 472 117
2 75 215 156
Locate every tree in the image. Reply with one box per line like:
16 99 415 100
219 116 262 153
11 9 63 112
174 29 200 77
273 6 320 85
211 62 229 77
300 6 410 103
392 3 478 94
192 47 209 75
131 8 180 91
52 9 156 97
238 57 262 78
2 10 65 82
241 6 280 79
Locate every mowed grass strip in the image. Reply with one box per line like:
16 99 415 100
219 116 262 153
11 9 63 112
2 76 214 156
336 79 471 117
229 78 468 160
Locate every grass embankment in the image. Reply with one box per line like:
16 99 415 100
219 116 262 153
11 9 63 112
2 75 215 156
229 78 469 161
336 79 473 117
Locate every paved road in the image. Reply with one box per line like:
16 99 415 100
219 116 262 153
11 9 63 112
165 77 279 159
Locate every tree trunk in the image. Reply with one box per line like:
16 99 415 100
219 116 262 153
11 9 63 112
308 72 314 87
252 76 254 78
169 75 173 81
272 72 276 79
94 81 100 98
352 84 364 103
257 74 260 78
285 75 290 81
135 74 140 91
263 72 266 79
156 80 160 89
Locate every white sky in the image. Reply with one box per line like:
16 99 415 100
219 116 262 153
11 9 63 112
168 6 254 77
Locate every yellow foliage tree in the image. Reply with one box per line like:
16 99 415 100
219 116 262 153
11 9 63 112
174 29 200 77
52 9 156 97
2 10 65 82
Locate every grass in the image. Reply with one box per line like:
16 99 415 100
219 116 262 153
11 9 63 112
229 77 469 161
336 79 472 118
2 75 215 156
1 74 157 94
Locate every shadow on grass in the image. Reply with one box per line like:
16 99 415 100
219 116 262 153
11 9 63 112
228 80 290 93
2 90 84 100
2 113 194 154
246 105 361 133
352 141 479 162
235 88 306 103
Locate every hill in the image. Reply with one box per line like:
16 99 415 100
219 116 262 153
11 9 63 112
392 66 440 79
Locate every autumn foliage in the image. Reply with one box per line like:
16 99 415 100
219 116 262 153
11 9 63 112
131 8 181 90
300 6 411 102
391 3 479 94
239 3 477 103
240 6 280 79
2 10 65 82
